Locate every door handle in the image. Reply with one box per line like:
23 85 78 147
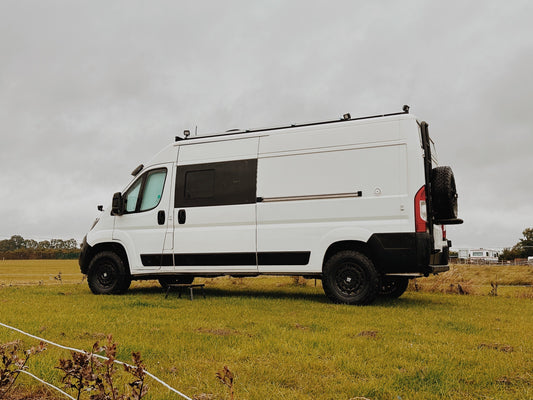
178 209 186 224
157 210 165 225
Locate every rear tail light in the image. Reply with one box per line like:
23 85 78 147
415 185 427 233
442 225 447 240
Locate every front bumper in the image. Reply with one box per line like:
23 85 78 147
78 236 90 274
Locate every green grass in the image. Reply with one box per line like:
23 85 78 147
1 261 533 399
0 259 83 285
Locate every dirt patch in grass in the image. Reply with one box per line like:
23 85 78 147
478 343 514 352
76 331 108 340
357 330 379 338
1 386 64 400
196 327 240 336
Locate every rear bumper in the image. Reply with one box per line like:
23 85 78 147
368 232 449 275
430 240 449 266
429 265 450 274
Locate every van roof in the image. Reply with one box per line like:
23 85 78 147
175 107 415 143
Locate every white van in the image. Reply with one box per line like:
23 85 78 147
80 107 462 304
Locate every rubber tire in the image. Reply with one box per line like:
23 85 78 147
158 276 194 289
379 277 409 298
432 166 458 220
322 251 379 305
88 251 131 295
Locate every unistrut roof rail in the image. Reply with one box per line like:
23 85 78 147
175 105 411 142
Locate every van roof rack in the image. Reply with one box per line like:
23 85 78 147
176 105 410 142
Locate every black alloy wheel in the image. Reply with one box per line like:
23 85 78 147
88 251 130 294
322 250 379 305
379 276 409 298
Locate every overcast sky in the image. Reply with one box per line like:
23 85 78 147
1 1 532 249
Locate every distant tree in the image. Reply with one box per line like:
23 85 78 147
518 228 533 254
63 238 79 249
499 247 517 261
500 227 533 261
0 239 10 251
0 236 80 259
11 235 25 249
24 239 39 249
50 239 64 249
0 235 25 251
38 240 51 249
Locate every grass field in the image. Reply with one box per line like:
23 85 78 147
1 260 532 399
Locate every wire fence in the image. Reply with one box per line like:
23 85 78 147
450 259 533 266
0 322 193 400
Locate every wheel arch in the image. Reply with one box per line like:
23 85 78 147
322 240 372 272
81 242 130 275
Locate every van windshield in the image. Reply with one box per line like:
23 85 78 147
123 168 167 213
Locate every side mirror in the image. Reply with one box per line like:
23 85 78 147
111 192 124 216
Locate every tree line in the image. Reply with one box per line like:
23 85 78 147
0 235 80 260
499 228 533 261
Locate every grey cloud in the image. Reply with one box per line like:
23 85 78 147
1 0 532 249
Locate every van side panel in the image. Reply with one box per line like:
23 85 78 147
171 138 259 273
257 121 413 273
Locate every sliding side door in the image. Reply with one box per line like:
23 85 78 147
172 138 259 274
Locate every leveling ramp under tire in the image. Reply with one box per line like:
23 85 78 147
158 275 195 289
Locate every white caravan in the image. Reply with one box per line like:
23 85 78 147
80 107 462 304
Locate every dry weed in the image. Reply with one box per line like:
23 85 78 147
290 276 307 286
478 343 514 353
216 366 235 400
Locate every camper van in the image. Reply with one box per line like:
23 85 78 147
79 107 462 305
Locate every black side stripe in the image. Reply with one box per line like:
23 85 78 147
257 252 310 266
140 252 310 267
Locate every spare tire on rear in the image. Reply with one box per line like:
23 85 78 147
431 166 458 220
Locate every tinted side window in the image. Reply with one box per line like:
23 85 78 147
123 168 167 213
185 169 215 200
175 159 257 207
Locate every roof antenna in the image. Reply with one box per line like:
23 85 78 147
403 104 410 113
195 125 198 136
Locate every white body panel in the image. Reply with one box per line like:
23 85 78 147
171 138 259 273
85 113 449 278
172 204 257 273
256 121 410 273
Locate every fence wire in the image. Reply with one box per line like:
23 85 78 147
0 322 193 400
